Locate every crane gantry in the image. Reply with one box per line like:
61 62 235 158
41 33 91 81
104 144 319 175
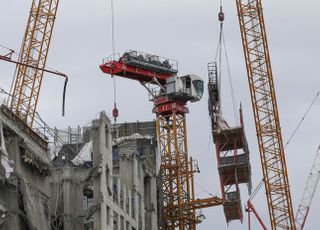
235 0 296 229
10 0 60 127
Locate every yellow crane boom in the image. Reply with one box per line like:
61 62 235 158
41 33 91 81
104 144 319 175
235 0 296 229
10 0 60 127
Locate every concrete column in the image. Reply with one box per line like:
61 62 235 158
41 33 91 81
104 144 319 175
100 162 107 229
132 154 138 189
141 191 145 230
62 167 73 230
134 191 138 221
92 112 112 230
117 177 121 205
128 189 132 218
123 185 127 213
150 175 158 230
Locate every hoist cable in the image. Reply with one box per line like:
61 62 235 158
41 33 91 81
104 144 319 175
110 0 117 122
248 89 320 201
214 4 239 126
1 44 67 116
222 33 238 125
248 179 264 201
285 89 320 148
110 0 118 123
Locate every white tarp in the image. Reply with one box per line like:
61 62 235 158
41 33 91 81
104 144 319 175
71 140 93 165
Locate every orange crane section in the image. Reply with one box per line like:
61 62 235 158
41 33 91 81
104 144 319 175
235 0 296 229
10 0 60 127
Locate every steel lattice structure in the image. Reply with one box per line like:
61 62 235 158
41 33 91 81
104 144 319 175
157 111 197 229
10 0 59 127
235 0 296 229
295 146 320 229
208 62 252 223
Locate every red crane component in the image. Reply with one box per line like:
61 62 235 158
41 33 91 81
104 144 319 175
247 200 267 230
112 105 119 120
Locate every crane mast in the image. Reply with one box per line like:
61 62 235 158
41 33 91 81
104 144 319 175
295 146 320 229
235 0 296 229
10 0 59 127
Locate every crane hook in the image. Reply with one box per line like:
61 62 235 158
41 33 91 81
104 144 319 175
218 6 225 22
112 103 119 122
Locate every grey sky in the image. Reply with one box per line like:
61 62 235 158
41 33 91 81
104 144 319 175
1 0 320 229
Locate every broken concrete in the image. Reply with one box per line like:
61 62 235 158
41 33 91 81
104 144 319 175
0 105 51 230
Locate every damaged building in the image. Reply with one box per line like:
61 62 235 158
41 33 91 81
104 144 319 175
0 105 51 230
0 105 159 230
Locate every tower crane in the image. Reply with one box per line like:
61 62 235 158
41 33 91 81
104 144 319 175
100 50 224 230
295 146 320 229
235 0 296 229
9 0 60 127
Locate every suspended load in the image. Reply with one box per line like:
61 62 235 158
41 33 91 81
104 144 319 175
208 61 252 223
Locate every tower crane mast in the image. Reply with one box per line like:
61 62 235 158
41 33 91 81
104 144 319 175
235 0 296 229
295 146 320 229
10 0 60 127
100 50 223 230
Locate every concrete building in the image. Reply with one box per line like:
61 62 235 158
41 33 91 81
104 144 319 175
0 105 51 230
0 105 159 230
51 113 159 230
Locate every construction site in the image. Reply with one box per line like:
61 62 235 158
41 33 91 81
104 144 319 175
0 0 319 229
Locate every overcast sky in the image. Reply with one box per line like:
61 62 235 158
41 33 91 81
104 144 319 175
1 0 320 229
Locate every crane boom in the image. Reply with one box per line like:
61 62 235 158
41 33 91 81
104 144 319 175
10 0 60 127
295 146 320 229
235 0 296 229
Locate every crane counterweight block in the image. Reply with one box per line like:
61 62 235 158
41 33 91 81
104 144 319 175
100 51 178 85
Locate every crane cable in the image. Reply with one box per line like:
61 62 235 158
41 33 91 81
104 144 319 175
284 89 320 148
214 4 238 126
249 89 320 201
0 44 67 117
110 0 119 123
